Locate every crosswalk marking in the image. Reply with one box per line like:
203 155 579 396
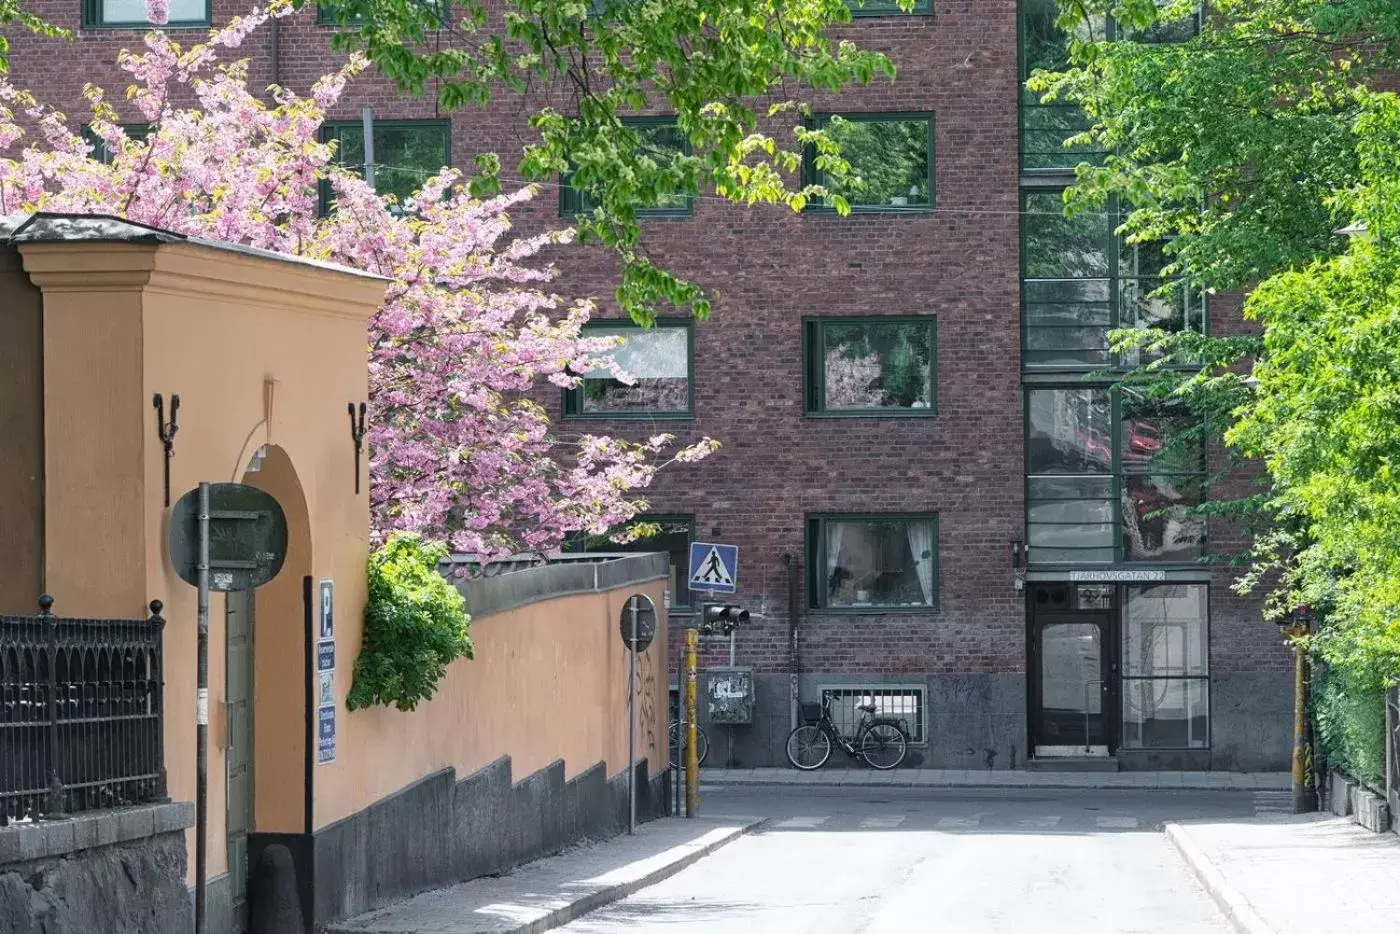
1095 816 1139 829
1253 790 1292 816
936 816 981 828
775 816 829 829
1016 816 1062 829
859 815 906 829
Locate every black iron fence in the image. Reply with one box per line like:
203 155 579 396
1388 687 1399 825
0 595 166 824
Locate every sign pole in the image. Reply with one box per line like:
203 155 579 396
684 628 699 818
627 598 637 835
195 481 210 934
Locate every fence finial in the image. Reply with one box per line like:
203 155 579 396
37 593 54 615
149 600 165 627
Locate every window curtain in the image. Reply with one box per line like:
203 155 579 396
825 522 844 600
906 521 934 605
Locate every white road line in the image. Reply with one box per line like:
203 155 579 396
860 815 907 829
1016 816 1062 829
1095 816 1139 829
936 816 981 828
775 816 830 829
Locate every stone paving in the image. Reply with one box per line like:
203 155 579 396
326 817 760 934
1167 814 1400 934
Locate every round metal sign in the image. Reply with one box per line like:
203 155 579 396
619 593 657 653
168 483 288 592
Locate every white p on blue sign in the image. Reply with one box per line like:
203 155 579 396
689 542 739 594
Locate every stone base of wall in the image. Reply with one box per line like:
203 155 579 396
1328 769 1393 833
0 803 195 934
685 671 1291 772
308 756 667 931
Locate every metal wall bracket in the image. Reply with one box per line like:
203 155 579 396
153 393 180 507
348 402 367 495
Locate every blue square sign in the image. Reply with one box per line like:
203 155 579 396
689 542 739 594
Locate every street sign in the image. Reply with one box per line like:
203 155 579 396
169 483 287 592
619 593 657 653
689 542 738 594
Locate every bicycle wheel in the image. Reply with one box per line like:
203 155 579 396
785 724 832 770
859 722 908 770
668 721 682 769
695 726 710 767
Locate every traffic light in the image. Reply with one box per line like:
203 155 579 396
701 603 750 635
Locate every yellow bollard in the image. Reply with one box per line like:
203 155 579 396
684 627 699 818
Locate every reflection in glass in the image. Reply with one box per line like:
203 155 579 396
327 123 450 207
818 320 934 411
1038 622 1105 746
102 0 204 22
1122 678 1209 748
577 122 690 215
1123 584 1207 676
820 117 931 208
1122 475 1205 562
580 326 690 413
818 519 935 608
1027 388 1112 474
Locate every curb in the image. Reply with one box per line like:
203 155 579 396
1164 823 1274 934
515 817 769 934
697 771 1290 792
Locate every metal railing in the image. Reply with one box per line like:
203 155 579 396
1387 687 1399 825
0 595 166 824
816 686 928 746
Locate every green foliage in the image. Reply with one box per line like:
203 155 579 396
304 0 914 322
347 533 474 713
1312 664 1387 791
1033 0 1400 683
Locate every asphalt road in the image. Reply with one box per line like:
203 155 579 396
556 784 1270 933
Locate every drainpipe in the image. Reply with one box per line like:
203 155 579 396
783 552 800 732
270 15 281 87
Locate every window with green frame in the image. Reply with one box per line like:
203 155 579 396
568 515 697 609
1025 387 1205 565
847 0 931 16
562 320 693 418
1021 189 1205 368
1020 0 1200 171
84 124 150 164
84 0 208 27
803 113 934 211
320 120 451 211
559 118 693 218
317 0 451 26
807 514 938 611
804 316 936 415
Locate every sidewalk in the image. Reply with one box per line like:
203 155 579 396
700 767 1291 791
1167 815 1400 934
326 816 762 934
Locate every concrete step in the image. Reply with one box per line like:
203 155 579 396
1026 757 1119 773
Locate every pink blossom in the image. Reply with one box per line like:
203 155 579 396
0 8 716 560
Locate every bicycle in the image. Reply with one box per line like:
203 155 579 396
784 695 909 771
668 719 710 770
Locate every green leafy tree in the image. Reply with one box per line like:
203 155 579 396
348 533 475 712
308 0 915 322
1029 0 1400 681
0 2 66 73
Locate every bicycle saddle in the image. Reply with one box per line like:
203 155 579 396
857 701 877 713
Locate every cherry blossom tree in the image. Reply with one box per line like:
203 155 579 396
0 1 716 558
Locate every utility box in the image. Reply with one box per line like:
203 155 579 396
706 666 754 725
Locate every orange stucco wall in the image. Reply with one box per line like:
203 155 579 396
315 578 669 829
20 239 385 882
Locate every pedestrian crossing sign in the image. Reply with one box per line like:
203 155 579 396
689 542 739 594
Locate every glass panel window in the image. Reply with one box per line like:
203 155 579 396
85 124 150 165
322 121 451 210
804 317 936 415
1121 399 1206 562
807 114 934 210
808 515 938 610
1122 583 1209 749
561 119 692 217
89 0 207 26
1020 0 1108 170
1026 388 1112 475
563 321 692 417
571 515 696 609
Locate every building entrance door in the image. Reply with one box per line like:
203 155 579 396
226 590 254 932
1030 612 1116 756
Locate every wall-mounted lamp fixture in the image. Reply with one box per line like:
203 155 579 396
1009 539 1024 569
348 402 367 495
153 393 180 507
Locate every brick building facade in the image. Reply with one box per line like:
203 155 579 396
6 0 1291 780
